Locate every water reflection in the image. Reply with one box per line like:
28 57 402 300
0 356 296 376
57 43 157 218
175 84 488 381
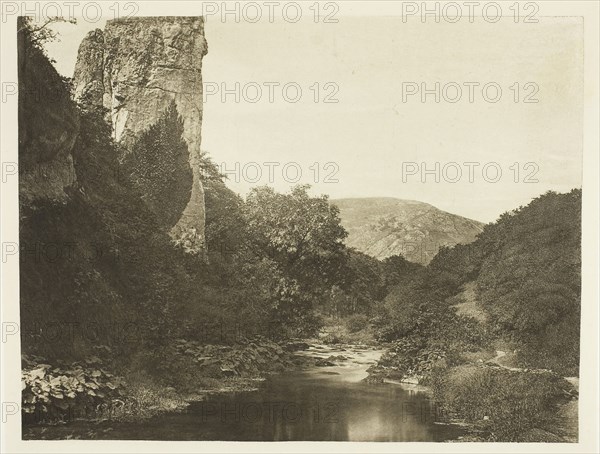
23 345 464 441
190 370 453 441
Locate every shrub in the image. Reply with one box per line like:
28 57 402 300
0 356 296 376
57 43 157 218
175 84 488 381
376 337 446 382
321 324 347 344
346 314 370 333
105 375 188 421
430 365 573 441
22 355 124 423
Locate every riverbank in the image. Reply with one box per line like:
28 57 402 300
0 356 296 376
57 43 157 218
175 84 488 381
22 338 300 431
23 335 381 435
363 341 579 442
24 341 467 441
23 333 578 442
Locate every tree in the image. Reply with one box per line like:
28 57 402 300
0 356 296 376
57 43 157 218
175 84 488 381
244 185 348 289
122 101 193 229
199 152 246 258
243 185 348 332
380 254 422 293
18 16 77 55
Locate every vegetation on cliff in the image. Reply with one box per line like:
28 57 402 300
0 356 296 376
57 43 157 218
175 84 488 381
122 102 193 229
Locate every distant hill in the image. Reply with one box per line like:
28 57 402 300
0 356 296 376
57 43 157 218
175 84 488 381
331 197 484 264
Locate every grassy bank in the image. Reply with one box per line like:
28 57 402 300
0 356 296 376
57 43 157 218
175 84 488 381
364 339 579 442
430 363 577 442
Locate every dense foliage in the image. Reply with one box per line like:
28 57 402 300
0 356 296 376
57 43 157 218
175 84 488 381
244 185 348 288
200 152 246 256
322 251 422 318
22 355 123 423
122 102 193 228
20 97 194 360
374 189 581 376
476 190 581 372
367 190 581 441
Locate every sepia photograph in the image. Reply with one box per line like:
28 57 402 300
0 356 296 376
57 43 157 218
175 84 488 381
1 1 599 451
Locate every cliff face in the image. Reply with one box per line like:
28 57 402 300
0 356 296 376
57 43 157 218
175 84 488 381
18 26 79 204
73 17 208 253
332 198 485 265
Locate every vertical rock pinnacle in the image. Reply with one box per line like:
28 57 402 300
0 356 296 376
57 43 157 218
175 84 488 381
73 17 209 255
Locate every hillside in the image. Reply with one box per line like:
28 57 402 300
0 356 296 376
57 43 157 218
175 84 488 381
331 197 485 264
371 189 581 441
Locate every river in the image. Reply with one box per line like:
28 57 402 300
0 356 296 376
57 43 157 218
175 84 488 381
23 344 465 441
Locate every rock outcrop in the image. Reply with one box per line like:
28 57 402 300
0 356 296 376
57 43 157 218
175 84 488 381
332 198 485 265
73 17 208 254
18 24 79 204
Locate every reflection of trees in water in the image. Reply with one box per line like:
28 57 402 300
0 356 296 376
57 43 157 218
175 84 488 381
194 366 460 441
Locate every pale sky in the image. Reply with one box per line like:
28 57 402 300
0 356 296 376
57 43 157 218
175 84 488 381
43 16 583 223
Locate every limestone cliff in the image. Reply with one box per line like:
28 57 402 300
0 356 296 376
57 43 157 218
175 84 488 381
73 17 208 254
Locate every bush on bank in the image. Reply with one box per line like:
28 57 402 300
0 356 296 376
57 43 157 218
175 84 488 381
430 364 576 441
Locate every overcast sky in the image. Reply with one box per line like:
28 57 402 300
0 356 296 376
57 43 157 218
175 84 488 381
43 15 583 223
